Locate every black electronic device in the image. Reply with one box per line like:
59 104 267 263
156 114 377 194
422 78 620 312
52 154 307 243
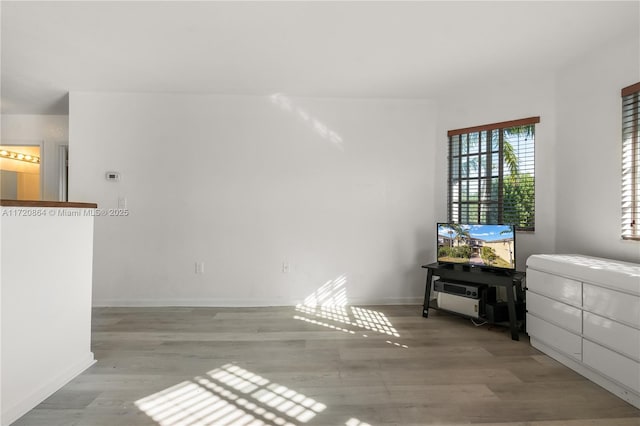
433 279 486 299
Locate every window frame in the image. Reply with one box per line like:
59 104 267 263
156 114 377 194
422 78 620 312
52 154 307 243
621 82 640 241
447 116 540 232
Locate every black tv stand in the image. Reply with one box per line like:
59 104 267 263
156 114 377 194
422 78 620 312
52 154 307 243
421 262 525 340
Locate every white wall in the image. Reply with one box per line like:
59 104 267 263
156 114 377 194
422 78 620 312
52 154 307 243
434 73 558 271
433 29 640 266
556 30 640 263
69 93 437 306
0 114 68 201
1 207 95 425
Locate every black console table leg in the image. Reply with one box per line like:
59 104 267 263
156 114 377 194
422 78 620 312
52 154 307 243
422 269 433 317
506 284 519 341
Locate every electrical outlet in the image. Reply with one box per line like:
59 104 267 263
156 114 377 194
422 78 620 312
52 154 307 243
195 262 205 274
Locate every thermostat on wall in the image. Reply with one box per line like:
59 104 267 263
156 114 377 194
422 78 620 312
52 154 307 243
105 171 120 182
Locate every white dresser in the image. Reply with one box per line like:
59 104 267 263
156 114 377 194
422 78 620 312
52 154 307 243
526 254 640 409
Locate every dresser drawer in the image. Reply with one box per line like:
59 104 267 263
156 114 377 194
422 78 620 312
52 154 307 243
526 291 582 334
583 340 640 393
583 312 640 362
583 284 640 328
526 313 582 360
526 269 582 307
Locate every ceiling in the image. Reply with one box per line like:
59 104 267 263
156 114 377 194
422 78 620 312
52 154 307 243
1 1 638 115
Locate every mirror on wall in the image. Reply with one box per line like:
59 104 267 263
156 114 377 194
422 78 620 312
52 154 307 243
0 145 41 200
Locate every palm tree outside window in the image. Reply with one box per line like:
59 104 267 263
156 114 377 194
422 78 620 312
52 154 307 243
447 116 539 231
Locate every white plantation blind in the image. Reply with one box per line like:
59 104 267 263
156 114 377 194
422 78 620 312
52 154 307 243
622 82 640 240
447 116 539 231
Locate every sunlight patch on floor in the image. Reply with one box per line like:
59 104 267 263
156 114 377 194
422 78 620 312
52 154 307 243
294 275 407 348
346 418 372 426
135 363 326 426
351 306 400 337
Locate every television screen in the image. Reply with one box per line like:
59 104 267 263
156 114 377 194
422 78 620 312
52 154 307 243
437 223 516 270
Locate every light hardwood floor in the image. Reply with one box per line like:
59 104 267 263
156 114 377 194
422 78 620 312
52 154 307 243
14 305 640 426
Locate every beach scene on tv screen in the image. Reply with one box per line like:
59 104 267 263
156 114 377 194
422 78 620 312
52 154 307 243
438 224 515 269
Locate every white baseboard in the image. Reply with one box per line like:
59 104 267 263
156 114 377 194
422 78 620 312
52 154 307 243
2 353 96 426
344 297 423 306
92 297 422 307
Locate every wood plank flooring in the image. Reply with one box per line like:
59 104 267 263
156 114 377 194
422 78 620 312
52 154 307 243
13 305 640 426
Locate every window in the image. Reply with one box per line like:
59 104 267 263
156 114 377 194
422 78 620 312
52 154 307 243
622 82 640 240
447 116 539 231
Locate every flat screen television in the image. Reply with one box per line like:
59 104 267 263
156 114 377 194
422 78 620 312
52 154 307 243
437 223 516 271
